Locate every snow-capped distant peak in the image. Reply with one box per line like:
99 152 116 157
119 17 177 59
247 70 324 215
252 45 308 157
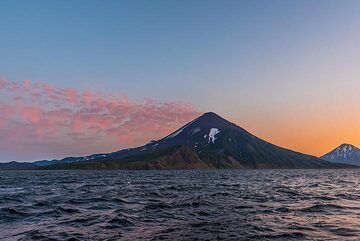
208 128 220 143
321 143 360 166
341 144 353 152
333 144 359 159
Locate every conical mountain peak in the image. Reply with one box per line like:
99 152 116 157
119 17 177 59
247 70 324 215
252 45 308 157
190 112 239 130
16 111 352 170
321 143 360 166
330 143 359 154
199 112 222 119
338 143 358 149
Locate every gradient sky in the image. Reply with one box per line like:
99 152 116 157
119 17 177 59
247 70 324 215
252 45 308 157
1 0 360 162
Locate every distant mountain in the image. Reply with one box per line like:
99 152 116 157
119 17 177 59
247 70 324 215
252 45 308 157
0 161 36 170
321 144 360 166
33 154 110 167
41 112 350 170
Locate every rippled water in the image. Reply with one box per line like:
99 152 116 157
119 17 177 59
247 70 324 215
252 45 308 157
0 170 359 241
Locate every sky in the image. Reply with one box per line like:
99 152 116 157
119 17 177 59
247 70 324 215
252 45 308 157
1 0 360 162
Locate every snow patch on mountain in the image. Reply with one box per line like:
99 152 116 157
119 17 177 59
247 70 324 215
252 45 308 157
208 128 220 143
191 127 201 135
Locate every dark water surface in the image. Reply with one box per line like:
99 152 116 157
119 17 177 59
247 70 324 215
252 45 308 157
0 170 359 241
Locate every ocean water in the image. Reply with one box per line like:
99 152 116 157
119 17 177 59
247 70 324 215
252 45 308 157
0 170 359 241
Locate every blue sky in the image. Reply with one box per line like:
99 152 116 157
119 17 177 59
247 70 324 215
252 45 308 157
2 1 357 100
1 1 360 161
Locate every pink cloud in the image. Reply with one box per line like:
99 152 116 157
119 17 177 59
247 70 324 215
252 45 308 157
64 88 78 103
0 78 201 161
21 106 43 123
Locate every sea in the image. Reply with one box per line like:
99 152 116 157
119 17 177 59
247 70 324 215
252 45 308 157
0 169 359 241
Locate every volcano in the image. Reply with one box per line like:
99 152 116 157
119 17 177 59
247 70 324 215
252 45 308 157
321 144 360 166
39 112 349 170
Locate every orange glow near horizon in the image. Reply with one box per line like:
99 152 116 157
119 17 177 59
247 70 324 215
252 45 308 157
231 112 360 157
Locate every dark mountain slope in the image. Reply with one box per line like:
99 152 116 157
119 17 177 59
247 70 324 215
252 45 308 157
43 145 210 170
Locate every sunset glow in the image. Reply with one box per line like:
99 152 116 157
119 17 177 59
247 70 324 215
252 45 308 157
1 0 360 162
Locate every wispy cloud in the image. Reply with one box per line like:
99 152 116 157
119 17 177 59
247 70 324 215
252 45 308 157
0 79 200 161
